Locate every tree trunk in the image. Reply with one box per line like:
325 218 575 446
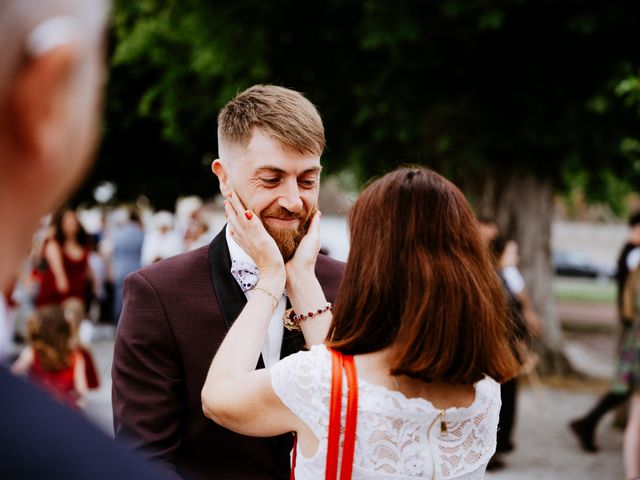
466 167 571 374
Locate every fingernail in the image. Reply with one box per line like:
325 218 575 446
245 211 253 220
229 192 233 198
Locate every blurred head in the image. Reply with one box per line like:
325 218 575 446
328 167 520 384
212 85 324 261
153 211 174 235
489 235 519 269
0 0 109 291
53 209 88 246
27 305 72 371
477 215 499 246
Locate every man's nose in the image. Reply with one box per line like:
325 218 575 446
277 180 303 213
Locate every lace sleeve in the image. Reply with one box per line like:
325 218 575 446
270 344 332 440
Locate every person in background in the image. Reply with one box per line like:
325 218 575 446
616 212 640 333
202 167 520 479
500 239 542 337
619 266 640 479
11 305 87 408
0 0 169 477
87 233 108 323
477 216 500 247
109 209 144 324
569 212 640 453
184 214 212 251
140 210 183 265
487 236 537 471
33 209 95 313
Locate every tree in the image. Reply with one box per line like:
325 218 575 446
86 0 640 370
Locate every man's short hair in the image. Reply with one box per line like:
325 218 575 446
630 211 640 227
217 84 325 157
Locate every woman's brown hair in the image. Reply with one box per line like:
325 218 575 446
27 305 72 371
327 166 520 384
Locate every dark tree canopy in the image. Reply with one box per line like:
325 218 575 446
74 0 640 210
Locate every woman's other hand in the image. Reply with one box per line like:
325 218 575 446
285 210 321 287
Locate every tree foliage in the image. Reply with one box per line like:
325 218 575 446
76 0 640 209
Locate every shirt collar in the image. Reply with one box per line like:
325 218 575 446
225 227 256 271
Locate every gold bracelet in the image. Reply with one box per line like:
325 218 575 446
253 286 279 312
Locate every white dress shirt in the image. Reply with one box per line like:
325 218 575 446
225 229 285 368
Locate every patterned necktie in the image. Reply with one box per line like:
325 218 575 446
230 259 259 292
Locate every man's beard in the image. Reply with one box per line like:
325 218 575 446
260 204 317 262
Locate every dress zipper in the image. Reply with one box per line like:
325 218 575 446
426 410 448 480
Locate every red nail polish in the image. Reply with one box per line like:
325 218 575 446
245 211 253 220
229 192 233 198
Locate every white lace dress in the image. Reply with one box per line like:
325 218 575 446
270 344 501 479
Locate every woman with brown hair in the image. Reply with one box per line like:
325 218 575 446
33 209 95 310
202 166 520 479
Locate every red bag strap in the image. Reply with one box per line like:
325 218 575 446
325 348 344 480
291 349 358 480
339 354 358 480
290 434 297 480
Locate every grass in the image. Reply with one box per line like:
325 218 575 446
553 277 616 303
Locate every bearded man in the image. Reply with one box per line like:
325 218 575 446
112 85 345 480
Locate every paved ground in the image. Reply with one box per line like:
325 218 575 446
81 317 625 480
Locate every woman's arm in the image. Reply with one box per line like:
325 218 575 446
10 346 34 375
74 352 88 406
44 240 69 294
275 209 331 345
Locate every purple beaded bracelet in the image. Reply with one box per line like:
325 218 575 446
290 302 332 325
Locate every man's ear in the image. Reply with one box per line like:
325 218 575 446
212 159 231 196
9 43 78 161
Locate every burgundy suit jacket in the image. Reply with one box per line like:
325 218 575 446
112 228 345 480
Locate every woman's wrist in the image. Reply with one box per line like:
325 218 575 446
285 263 316 283
252 286 280 313
254 278 284 299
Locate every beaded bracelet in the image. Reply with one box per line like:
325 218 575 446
290 302 332 325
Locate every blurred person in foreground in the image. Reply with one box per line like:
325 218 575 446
0 0 167 477
570 212 640 452
112 84 345 479
201 166 520 479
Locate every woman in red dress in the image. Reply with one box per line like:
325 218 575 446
32 209 100 389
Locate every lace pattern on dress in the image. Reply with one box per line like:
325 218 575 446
270 344 501 479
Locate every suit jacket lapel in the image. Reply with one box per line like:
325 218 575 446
208 226 247 330
209 227 267 369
